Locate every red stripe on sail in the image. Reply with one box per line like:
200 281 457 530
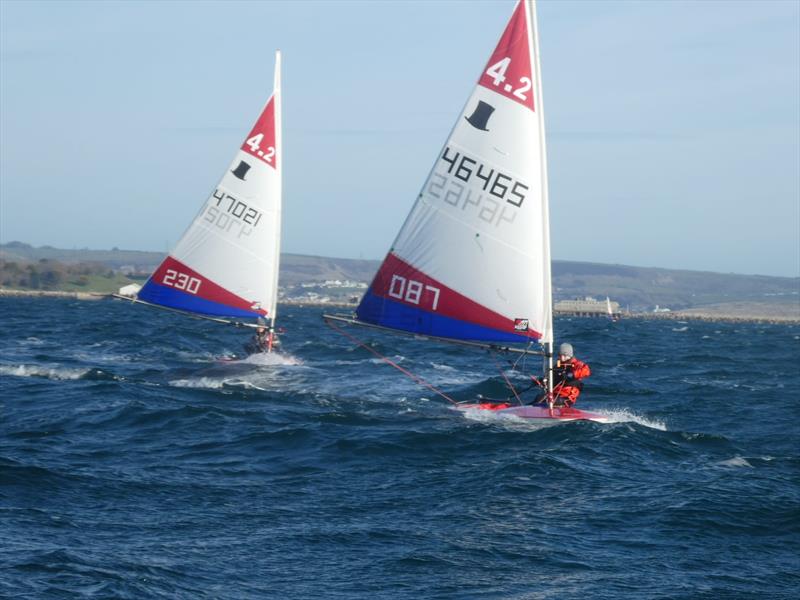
369 253 540 339
477 0 535 111
149 256 268 316
241 95 277 169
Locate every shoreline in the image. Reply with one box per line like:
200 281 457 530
1 288 797 325
0 288 106 300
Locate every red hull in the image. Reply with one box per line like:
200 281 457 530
457 403 608 423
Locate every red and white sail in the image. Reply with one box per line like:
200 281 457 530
139 51 282 321
357 0 553 345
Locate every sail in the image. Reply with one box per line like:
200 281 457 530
138 51 283 320
356 0 553 344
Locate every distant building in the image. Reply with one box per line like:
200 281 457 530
118 283 142 297
554 296 620 317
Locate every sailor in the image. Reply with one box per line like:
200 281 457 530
529 342 591 406
245 326 271 355
551 343 591 407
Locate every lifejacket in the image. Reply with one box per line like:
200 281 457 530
564 357 591 380
554 357 590 405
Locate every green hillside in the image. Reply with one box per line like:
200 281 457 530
1 242 797 315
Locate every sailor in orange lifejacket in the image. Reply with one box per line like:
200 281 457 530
551 342 591 407
529 342 591 407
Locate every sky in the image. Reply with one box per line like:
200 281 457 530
1 0 798 277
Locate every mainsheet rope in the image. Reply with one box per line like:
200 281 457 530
324 318 459 405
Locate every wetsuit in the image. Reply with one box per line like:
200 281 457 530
244 332 270 355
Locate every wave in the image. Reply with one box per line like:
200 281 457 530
455 405 667 431
596 408 668 430
236 352 303 366
0 363 91 381
168 377 267 391
456 407 563 430
430 363 456 371
715 456 753 468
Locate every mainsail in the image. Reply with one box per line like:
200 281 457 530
354 0 552 346
137 51 283 323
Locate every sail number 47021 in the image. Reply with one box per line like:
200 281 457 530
388 275 440 310
162 269 201 294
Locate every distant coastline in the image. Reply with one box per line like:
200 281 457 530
2 288 797 325
3 242 798 322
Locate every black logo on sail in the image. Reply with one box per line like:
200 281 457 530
232 160 251 181
465 100 495 131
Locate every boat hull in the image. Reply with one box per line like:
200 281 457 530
457 403 609 423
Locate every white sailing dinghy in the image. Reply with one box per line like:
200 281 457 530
324 1 606 422
117 51 283 353
606 296 618 321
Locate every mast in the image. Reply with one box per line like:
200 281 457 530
268 50 283 352
528 0 554 402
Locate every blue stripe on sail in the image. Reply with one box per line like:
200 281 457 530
356 290 535 344
137 281 261 319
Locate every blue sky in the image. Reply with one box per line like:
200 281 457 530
1 0 798 277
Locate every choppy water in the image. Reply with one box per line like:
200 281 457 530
1 297 799 599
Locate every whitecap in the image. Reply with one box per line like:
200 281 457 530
168 377 267 391
369 355 404 365
455 407 561 430
0 364 90 381
233 352 303 366
716 456 753 468
431 363 456 371
594 409 668 430
169 377 226 389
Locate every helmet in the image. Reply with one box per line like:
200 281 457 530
558 342 573 359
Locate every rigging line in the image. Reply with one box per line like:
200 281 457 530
324 318 459 406
489 351 522 406
509 339 536 372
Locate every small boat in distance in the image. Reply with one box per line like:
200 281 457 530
115 51 283 353
324 1 606 422
607 296 619 322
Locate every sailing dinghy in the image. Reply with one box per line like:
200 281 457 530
115 51 283 353
324 1 606 422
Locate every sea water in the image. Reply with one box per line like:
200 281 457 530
1 298 798 599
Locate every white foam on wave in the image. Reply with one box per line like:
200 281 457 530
458 406 668 431
370 355 404 365
456 407 561 430
716 456 753 468
71 350 134 364
169 377 267 391
597 409 667 430
0 364 90 381
431 363 456 371
239 352 303 366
